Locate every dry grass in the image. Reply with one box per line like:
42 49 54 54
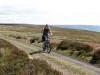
0 38 62 75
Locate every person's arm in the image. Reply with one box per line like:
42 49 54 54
41 26 44 33
49 27 52 36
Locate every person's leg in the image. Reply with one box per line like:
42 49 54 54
42 35 45 42
44 35 46 41
42 35 43 42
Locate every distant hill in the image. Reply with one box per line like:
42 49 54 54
1 24 100 32
55 25 100 32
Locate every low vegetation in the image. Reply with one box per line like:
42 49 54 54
57 40 93 52
0 38 62 75
51 40 100 65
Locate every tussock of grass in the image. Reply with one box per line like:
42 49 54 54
90 49 100 64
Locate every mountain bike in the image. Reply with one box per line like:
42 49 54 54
43 35 51 53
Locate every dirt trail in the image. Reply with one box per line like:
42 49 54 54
0 36 100 75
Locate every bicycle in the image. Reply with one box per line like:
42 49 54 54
43 35 51 53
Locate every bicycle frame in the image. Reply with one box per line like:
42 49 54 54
43 35 51 53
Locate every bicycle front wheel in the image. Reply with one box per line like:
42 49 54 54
47 43 51 53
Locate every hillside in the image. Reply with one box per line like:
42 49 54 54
0 24 100 43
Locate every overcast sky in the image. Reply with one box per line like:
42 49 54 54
0 0 100 25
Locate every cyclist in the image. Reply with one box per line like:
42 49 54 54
41 24 52 42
